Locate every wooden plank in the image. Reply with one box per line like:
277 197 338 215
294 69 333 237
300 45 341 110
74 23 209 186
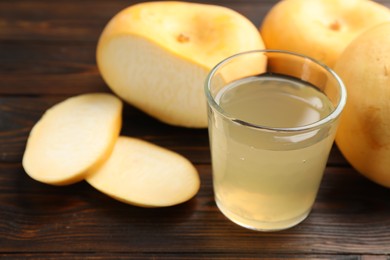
0 253 387 259
2 1 389 95
1 0 388 42
0 0 124 42
0 96 347 165
0 0 276 94
0 42 107 95
0 0 276 42
0 96 210 163
1 164 389 254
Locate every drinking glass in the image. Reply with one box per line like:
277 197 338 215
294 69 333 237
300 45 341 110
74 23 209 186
205 50 346 231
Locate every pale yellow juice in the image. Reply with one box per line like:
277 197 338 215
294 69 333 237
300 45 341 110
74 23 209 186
209 75 337 231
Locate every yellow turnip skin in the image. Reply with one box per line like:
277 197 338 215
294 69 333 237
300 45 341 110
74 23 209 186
260 0 390 68
334 22 390 188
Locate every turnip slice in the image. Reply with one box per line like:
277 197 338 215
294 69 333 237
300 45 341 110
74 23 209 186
22 93 122 185
86 136 200 207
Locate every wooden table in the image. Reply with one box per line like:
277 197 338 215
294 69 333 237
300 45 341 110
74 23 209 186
1 0 390 259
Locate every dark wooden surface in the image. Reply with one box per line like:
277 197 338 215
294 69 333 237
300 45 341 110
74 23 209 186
1 0 390 259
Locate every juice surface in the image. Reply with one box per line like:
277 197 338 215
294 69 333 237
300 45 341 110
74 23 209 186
216 75 333 128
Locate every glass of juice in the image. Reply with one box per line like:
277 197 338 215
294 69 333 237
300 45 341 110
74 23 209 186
205 50 346 231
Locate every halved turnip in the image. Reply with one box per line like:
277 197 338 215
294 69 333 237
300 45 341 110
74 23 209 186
86 136 200 207
22 93 122 185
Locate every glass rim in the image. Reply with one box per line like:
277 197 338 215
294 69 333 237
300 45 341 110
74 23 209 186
205 49 347 132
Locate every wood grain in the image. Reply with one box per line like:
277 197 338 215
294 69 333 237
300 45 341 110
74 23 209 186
1 164 389 255
1 0 390 259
